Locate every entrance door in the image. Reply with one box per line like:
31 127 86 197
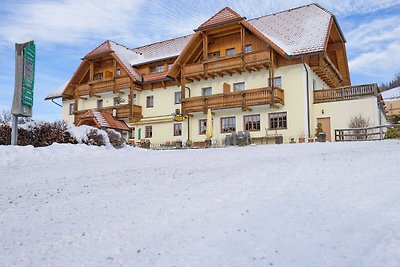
317 117 331 141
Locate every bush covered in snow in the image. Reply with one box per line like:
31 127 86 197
0 121 125 148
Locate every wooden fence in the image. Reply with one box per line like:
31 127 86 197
335 124 400 141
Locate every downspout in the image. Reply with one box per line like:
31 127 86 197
185 86 191 142
51 99 63 107
302 62 311 138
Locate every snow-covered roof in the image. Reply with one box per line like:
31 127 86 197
131 35 192 66
381 86 400 101
45 80 70 100
248 4 332 56
78 109 129 131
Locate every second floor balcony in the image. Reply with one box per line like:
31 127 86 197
181 87 284 113
76 76 131 96
184 50 271 80
314 84 378 104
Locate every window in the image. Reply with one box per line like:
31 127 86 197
174 91 181 104
269 76 282 88
269 112 287 129
150 65 165 74
244 114 261 131
233 82 245 92
168 63 173 70
145 126 152 138
221 117 236 133
69 103 75 115
173 123 182 136
245 44 252 53
116 69 121 76
199 119 207 135
131 127 135 139
97 99 103 108
93 73 103 80
202 87 212 96
133 93 137 105
208 51 220 59
146 96 154 108
226 48 235 56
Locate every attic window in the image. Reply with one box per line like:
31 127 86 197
245 44 252 53
208 51 220 59
150 65 165 74
93 73 103 80
226 48 235 56
116 69 121 76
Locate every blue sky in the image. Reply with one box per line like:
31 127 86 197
0 0 399 121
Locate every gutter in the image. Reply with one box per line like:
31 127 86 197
302 62 311 138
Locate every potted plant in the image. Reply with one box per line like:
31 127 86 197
298 134 306 143
289 137 296 144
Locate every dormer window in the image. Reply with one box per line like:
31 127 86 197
150 65 165 74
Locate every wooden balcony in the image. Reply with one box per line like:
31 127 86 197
76 76 131 96
310 55 344 88
314 84 378 104
75 104 142 123
181 87 284 113
185 50 271 80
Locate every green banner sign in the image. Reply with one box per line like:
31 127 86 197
22 87 33 107
22 44 35 91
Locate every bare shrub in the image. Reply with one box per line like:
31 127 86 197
106 129 125 149
349 114 370 140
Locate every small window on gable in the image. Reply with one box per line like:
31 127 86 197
93 73 103 80
233 82 245 92
208 51 220 59
116 69 121 76
245 44 252 53
226 48 235 56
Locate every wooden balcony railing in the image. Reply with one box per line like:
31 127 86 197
185 50 271 79
314 84 378 104
76 76 131 96
75 104 142 123
181 87 284 113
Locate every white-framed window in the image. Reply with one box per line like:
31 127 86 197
226 48 235 56
69 103 75 115
269 76 282 88
233 82 245 92
145 126 152 138
146 96 154 108
116 69 121 76
245 44 252 53
202 87 212 96
174 91 182 104
97 99 103 108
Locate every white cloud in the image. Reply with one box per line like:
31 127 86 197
348 14 400 80
0 0 145 46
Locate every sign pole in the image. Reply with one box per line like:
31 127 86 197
11 115 18 145
11 41 35 145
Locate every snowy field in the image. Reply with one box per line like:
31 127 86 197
1 141 400 266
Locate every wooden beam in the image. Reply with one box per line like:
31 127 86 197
181 64 186 114
202 33 208 61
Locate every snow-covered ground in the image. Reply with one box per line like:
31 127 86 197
1 141 400 266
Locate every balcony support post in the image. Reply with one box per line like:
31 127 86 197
129 80 134 121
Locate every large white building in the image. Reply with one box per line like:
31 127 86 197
46 4 386 145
